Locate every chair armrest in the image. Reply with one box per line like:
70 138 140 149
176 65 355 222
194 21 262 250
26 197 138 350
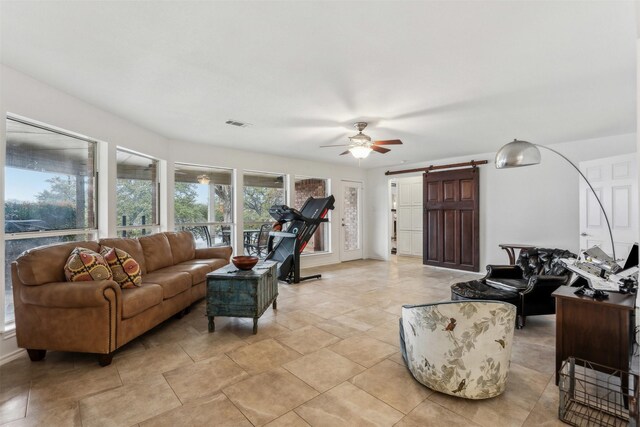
195 246 232 260
20 280 121 308
523 275 569 294
486 265 523 279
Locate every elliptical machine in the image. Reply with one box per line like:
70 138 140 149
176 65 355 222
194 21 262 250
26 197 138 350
265 195 335 283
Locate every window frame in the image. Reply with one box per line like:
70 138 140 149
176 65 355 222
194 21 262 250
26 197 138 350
115 148 160 237
173 162 235 248
293 175 332 256
4 115 100 328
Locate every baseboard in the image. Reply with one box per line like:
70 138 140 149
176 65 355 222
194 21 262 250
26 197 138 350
0 348 25 366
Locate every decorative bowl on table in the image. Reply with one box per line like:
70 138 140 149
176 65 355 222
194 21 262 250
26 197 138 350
232 256 259 271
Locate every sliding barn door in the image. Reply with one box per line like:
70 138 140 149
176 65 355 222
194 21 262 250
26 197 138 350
423 168 479 271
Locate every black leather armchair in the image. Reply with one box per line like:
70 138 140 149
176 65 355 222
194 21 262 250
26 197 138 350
485 248 576 328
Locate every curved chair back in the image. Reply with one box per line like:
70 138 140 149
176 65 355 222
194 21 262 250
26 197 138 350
400 300 516 399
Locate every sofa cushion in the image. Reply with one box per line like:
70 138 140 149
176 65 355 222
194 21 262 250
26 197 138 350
163 263 212 285
100 246 142 289
98 237 147 275
64 247 113 282
139 233 173 272
180 258 229 272
166 231 196 265
16 241 101 286
121 283 163 319
142 271 191 299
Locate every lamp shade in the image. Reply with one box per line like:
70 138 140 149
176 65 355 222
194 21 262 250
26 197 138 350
495 139 541 169
349 146 372 159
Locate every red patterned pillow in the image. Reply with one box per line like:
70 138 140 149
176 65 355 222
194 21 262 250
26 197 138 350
64 247 113 282
100 246 142 289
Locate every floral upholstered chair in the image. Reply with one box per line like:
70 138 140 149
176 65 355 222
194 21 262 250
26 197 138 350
399 301 516 399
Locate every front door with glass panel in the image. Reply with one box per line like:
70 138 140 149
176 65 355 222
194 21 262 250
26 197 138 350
340 181 363 261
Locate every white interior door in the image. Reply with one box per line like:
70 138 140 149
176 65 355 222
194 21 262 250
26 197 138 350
340 181 363 261
579 153 638 261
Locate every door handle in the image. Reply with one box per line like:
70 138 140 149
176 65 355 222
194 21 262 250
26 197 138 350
580 232 588 237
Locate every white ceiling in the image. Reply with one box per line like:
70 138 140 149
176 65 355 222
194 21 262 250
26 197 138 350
1 1 636 169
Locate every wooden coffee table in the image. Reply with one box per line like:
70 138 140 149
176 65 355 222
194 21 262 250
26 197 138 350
206 261 278 334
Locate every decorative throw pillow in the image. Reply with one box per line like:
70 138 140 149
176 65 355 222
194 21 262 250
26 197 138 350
64 247 113 282
100 245 142 289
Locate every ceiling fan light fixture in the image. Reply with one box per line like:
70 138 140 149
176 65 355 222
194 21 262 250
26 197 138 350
349 146 372 159
349 132 371 144
197 174 210 184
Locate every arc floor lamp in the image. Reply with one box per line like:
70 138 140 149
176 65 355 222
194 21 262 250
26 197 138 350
495 139 616 260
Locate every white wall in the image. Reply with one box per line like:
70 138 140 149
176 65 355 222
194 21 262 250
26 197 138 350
365 134 637 268
0 65 365 362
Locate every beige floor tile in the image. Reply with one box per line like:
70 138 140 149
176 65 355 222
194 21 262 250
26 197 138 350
3 401 81 427
27 365 122 414
140 319 201 348
428 389 533 427
163 354 249 403
295 381 403 427
329 335 397 367
275 325 340 354
264 411 311 427
386 351 407 366
395 399 480 427
0 352 77 391
272 310 326 330
343 306 400 327
366 322 401 348
304 299 360 319
350 359 432 414
0 383 28 424
227 338 302 375
79 376 181 427
283 348 365 392
522 378 565 427
115 343 193 384
213 316 292 343
315 318 364 339
330 314 376 332
223 367 318 426
510 339 556 376
139 393 252 427
178 330 248 362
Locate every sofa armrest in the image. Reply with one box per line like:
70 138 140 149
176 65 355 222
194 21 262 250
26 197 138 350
20 280 121 308
195 246 232 260
523 275 569 294
486 265 523 279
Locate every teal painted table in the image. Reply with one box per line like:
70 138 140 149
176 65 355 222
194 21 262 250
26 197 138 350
206 261 278 334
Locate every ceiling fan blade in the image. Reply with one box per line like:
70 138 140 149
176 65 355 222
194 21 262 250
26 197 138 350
371 146 391 154
339 150 351 156
320 144 351 148
373 139 403 145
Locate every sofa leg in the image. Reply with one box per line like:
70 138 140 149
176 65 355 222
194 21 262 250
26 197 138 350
517 315 525 329
98 353 113 367
174 310 185 319
27 349 46 362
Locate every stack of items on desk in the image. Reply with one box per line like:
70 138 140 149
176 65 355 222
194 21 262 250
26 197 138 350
560 244 638 293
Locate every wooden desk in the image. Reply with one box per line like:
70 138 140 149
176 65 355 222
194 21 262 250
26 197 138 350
552 286 636 384
498 244 535 264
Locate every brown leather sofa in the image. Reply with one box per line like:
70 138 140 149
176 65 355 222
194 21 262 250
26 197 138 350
11 231 231 366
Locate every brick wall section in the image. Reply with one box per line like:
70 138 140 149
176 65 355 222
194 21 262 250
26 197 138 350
294 179 326 252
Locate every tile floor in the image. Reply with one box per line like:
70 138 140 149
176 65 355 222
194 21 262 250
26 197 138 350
0 257 567 426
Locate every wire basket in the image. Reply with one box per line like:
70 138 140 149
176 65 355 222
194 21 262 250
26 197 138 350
559 358 639 427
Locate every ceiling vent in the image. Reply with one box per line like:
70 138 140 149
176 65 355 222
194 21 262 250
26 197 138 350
225 120 250 127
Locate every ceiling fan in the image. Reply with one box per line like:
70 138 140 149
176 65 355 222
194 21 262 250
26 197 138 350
320 122 403 159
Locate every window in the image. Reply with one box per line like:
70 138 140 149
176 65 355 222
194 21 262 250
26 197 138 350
4 117 98 325
243 171 286 256
116 150 159 238
294 177 330 254
174 164 234 248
